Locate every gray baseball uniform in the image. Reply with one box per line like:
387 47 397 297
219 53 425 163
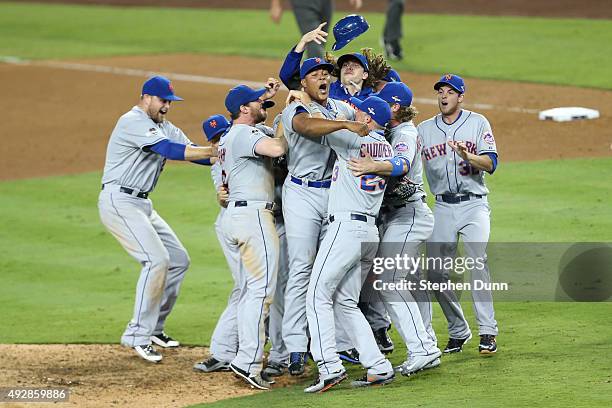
368 121 440 356
98 106 192 348
418 109 499 338
208 161 242 363
307 128 394 377
281 99 356 354
268 165 290 365
218 124 279 376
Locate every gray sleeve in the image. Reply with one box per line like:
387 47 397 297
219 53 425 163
234 127 268 158
281 101 308 133
323 129 361 160
255 123 275 137
119 118 167 149
393 127 418 165
476 117 498 155
336 101 356 120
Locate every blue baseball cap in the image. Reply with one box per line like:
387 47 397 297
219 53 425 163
349 96 391 128
374 82 413 107
142 75 183 101
202 114 230 141
434 74 466 94
383 69 401 83
332 14 370 51
337 52 369 72
300 57 335 79
225 85 266 114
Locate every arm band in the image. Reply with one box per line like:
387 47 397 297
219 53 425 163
191 158 212 166
484 153 498 174
387 157 409 177
149 139 187 161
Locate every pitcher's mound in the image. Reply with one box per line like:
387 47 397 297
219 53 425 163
0 344 301 407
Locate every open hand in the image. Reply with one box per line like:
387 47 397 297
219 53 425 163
448 140 469 160
348 147 376 176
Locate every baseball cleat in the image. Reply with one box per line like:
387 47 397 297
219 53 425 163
193 357 231 373
443 333 472 353
338 348 360 364
351 371 395 388
133 344 162 363
230 364 272 390
373 327 394 354
383 39 403 61
151 332 180 348
288 352 308 376
424 357 441 369
263 361 287 377
396 350 442 376
304 369 347 393
479 334 498 355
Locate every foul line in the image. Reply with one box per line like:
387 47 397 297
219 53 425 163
0 56 540 114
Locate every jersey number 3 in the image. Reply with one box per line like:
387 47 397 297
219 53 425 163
459 160 480 176
360 174 386 192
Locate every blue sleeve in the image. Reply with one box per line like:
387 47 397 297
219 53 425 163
191 158 212 166
484 152 498 174
279 46 304 90
149 139 187 160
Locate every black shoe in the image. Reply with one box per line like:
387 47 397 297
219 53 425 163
288 352 308 376
384 39 403 61
479 334 497 355
193 356 231 372
263 361 287 377
151 332 179 348
337 348 360 364
230 363 272 390
374 327 394 354
443 333 473 353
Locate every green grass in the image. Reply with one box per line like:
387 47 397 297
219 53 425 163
1 158 611 406
1 2 612 88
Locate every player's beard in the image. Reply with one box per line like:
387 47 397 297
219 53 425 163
251 108 266 124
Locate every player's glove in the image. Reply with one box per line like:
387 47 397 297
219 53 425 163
389 177 418 201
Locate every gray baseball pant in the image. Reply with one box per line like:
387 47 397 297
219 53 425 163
426 198 499 338
98 189 190 348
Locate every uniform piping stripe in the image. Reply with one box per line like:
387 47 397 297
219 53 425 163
452 112 472 192
110 194 153 347
247 210 270 373
311 221 342 375
390 208 430 354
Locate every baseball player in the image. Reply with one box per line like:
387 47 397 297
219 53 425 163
418 74 499 355
279 24 374 102
218 82 287 390
347 82 442 375
98 76 216 362
192 114 240 373
279 57 371 376
302 96 396 393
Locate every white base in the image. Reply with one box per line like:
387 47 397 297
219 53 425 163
539 107 600 122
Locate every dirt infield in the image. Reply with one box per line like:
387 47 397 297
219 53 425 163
1 53 611 181
0 344 306 407
18 0 612 19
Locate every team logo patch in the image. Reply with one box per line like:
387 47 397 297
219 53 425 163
367 107 375 115
315 57 321 63
394 142 408 152
445 74 453 80
483 132 495 145
391 95 401 102
168 82 174 92
210 120 217 128
146 128 158 137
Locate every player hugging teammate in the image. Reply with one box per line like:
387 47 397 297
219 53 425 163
97 21 499 393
